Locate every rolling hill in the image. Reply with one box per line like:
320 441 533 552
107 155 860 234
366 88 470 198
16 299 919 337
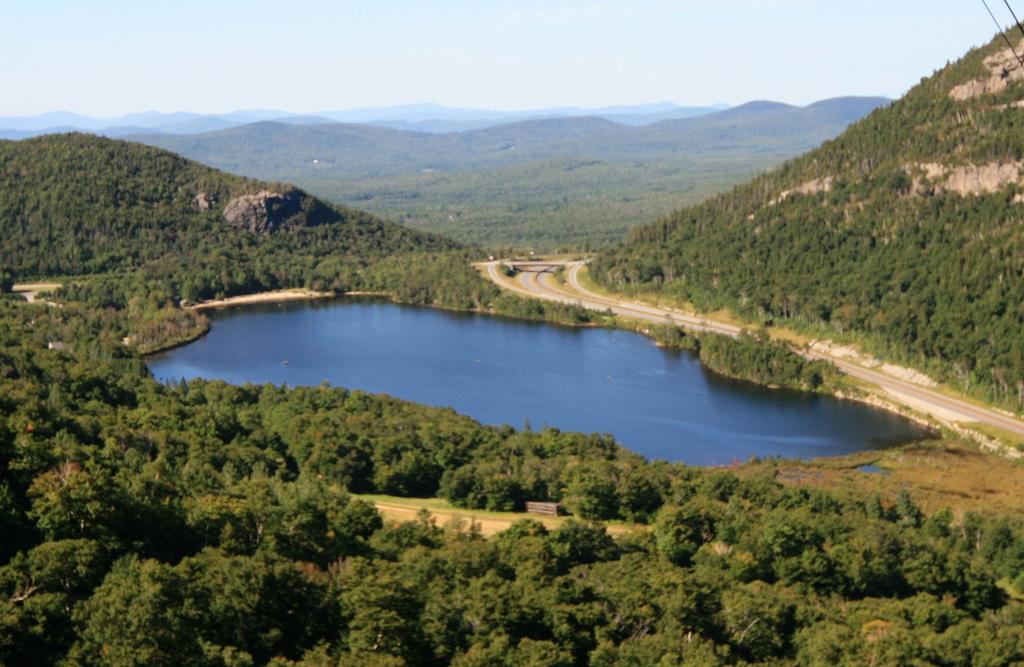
0 133 459 302
125 97 889 248
0 102 727 138
592 33 1024 412
0 133 594 349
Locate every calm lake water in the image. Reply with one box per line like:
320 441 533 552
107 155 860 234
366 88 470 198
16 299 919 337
148 299 930 466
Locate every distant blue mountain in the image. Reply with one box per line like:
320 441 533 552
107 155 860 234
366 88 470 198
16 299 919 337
0 102 739 138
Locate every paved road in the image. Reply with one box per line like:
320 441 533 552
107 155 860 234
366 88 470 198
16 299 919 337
491 262 741 336
484 260 1024 439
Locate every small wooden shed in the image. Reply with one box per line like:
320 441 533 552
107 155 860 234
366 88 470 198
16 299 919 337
525 501 560 517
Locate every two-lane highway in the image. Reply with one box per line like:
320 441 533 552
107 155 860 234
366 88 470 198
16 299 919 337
483 260 1024 440
488 261 741 336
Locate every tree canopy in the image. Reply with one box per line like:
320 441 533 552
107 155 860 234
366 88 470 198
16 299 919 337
594 33 1024 411
0 299 1022 665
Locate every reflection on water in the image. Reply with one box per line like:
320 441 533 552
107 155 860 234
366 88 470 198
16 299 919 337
148 298 932 466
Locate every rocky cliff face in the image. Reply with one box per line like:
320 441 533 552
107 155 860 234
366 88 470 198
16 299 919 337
193 191 215 211
222 190 304 233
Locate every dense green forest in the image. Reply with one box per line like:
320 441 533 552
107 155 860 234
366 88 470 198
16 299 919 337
696 332 848 394
0 134 601 349
128 98 888 249
594 33 1024 412
0 133 454 288
1 299 1022 665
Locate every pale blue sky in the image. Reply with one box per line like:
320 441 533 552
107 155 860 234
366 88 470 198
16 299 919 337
0 0 1008 116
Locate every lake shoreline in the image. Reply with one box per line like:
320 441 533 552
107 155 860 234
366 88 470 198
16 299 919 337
146 288 946 442
143 287 950 450
188 288 339 311
145 289 394 356
148 297 933 465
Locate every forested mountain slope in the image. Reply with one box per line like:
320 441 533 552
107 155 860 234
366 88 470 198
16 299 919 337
0 134 597 350
593 34 1024 410
0 134 478 306
126 98 888 248
0 133 454 279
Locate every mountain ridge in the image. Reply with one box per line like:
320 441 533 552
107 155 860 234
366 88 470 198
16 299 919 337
113 97 888 248
1 98 886 138
592 33 1024 411
0 101 729 137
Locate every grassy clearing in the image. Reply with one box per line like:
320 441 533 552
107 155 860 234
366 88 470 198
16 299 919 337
572 266 628 301
764 325 813 346
357 435 1024 535
740 437 1024 516
354 493 645 537
11 282 62 294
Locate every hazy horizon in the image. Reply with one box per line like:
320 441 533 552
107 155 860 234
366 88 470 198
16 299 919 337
1 1 1003 117
0 98 841 122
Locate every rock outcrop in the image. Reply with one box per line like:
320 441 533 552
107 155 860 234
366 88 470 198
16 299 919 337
950 39 1024 100
222 190 303 233
809 340 938 388
908 162 1023 197
769 177 834 206
193 191 214 211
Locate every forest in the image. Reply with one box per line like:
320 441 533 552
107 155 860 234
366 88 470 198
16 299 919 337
0 133 455 288
593 33 1024 412
696 332 848 394
1 298 1022 665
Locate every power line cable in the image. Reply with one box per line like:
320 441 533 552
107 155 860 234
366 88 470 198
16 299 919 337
981 0 1024 68
1002 0 1024 40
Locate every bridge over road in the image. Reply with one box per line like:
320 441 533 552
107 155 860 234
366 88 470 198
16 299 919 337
502 261 564 274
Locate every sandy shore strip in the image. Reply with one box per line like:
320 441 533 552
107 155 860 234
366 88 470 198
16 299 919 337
189 289 336 311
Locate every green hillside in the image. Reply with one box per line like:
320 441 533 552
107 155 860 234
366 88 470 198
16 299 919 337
0 133 455 289
0 134 602 350
127 98 888 249
593 34 1024 411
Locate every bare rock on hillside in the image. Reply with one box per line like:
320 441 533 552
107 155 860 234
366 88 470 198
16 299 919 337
193 191 214 211
809 340 938 388
950 40 1024 100
223 190 302 233
909 162 1023 196
769 177 834 206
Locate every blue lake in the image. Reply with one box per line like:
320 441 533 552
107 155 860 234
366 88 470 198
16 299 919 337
147 299 930 466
